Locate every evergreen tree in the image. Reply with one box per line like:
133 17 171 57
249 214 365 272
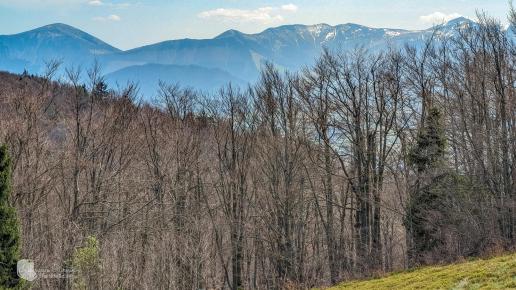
0 145 21 288
405 107 447 266
92 80 109 100
408 107 446 174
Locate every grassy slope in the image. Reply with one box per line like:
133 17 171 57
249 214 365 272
325 253 516 290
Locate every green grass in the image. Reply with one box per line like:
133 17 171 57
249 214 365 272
324 253 516 290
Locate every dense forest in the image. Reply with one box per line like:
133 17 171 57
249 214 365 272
0 11 514 290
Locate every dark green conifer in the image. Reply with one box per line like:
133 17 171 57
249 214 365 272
0 145 21 288
405 107 447 266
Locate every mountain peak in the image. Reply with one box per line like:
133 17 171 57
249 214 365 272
42 23 75 29
445 16 474 27
215 29 245 39
29 23 85 35
3 23 121 56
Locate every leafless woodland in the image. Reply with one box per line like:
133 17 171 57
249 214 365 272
0 13 514 289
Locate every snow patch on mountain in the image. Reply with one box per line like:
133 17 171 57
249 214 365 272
385 30 401 37
325 30 336 41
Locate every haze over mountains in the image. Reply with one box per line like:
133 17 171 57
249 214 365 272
0 17 493 98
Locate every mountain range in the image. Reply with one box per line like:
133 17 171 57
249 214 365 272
0 17 496 99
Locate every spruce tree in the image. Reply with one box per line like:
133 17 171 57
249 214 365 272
408 107 446 174
405 107 447 266
0 145 21 288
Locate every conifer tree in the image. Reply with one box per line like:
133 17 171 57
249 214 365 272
405 107 447 266
0 145 21 288
409 107 446 174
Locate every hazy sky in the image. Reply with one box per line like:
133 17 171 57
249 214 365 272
0 0 510 50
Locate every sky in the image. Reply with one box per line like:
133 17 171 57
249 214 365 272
0 0 511 50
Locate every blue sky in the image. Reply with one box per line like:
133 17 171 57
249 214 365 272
0 0 510 50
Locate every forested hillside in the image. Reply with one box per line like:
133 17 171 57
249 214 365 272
0 12 514 289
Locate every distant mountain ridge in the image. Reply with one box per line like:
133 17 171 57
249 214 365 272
0 23 119 73
105 64 246 96
0 18 486 98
